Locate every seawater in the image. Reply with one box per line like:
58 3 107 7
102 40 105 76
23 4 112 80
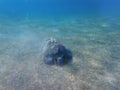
0 0 120 90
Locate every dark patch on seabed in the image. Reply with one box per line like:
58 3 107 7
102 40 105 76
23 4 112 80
0 16 120 90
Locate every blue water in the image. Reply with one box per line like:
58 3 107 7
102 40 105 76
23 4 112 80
0 0 120 17
0 0 120 90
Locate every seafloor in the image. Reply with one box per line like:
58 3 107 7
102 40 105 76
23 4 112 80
0 16 120 90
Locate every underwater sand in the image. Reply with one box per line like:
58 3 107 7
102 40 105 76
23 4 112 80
0 16 120 90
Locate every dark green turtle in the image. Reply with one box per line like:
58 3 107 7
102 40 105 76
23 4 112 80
43 38 73 66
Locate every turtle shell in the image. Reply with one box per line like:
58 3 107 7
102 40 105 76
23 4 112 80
43 39 72 66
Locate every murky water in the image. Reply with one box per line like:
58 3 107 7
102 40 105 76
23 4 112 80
0 16 120 90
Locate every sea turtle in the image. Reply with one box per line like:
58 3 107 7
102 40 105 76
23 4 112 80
43 38 73 66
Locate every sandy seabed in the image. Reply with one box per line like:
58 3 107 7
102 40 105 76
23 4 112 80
0 16 120 90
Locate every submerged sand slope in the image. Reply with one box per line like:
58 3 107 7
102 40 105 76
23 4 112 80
0 17 120 90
